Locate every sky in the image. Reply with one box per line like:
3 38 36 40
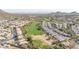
0 0 79 13
2 9 54 13
2 9 76 13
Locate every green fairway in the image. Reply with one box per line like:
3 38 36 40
22 21 44 36
32 40 51 49
32 40 43 48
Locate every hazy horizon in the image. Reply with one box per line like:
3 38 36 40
2 9 79 13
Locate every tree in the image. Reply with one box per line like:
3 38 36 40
14 17 18 20
27 36 32 43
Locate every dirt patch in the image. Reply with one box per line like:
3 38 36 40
32 34 52 45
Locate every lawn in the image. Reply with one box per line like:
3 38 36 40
22 21 44 36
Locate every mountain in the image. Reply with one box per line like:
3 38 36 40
0 9 10 19
50 11 79 16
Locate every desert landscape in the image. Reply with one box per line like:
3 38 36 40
0 9 79 49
